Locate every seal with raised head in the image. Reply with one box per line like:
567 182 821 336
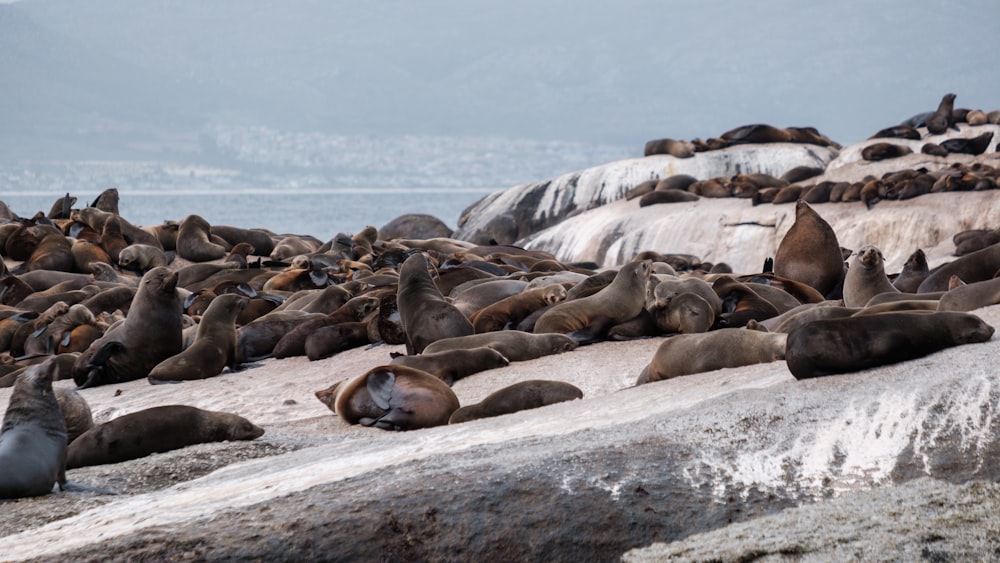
773 200 845 297
389 347 510 386
637 328 787 384
147 293 247 383
892 248 929 293
534 260 652 343
66 405 264 469
448 379 583 424
314 365 460 431
0 360 68 498
72 266 184 388
422 330 577 362
785 311 994 379
842 245 899 308
397 252 474 354
926 93 956 135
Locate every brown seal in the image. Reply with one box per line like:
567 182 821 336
773 200 845 297
99 215 130 264
235 310 326 362
422 330 577 362
785 311 993 379
639 190 700 206
450 279 529 318
637 328 787 384
448 380 583 424
70 239 112 275
0 360 68 498
72 266 184 388
892 248 929 293
711 276 781 328
534 260 651 342
117 244 169 272
25 227 74 273
926 93 956 135
917 242 1000 292
272 295 379 359
66 405 264 469
176 214 228 262
861 143 913 161
314 365 459 431
303 321 371 361
650 292 715 334
842 245 899 308
147 294 246 383
720 124 791 144
55 387 93 443
937 276 1000 312
397 252 474 354
643 138 695 158
472 285 567 333
389 347 510 385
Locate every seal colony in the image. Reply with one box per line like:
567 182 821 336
0 94 999 563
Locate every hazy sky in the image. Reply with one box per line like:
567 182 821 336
3 0 1000 159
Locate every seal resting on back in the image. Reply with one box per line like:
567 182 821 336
66 405 264 469
784 311 994 379
313 365 459 431
71 266 184 388
0 360 67 498
533 260 651 343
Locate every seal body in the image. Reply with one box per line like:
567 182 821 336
842 245 899 308
147 294 246 383
422 330 577 362
773 200 845 297
0 360 67 498
72 267 184 388
315 365 459 431
397 253 474 354
448 380 583 424
637 329 788 384
785 311 994 379
66 405 264 468
389 347 510 385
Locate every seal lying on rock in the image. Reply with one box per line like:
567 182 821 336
448 380 583 424
785 311 994 380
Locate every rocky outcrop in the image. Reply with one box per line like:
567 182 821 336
6 306 1000 561
453 143 838 244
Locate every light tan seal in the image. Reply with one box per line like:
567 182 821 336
448 380 583 424
314 365 460 430
842 245 899 308
389 347 510 386
471 284 567 333
147 294 246 383
534 260 652 342
637 328 788 384
422 330 577 362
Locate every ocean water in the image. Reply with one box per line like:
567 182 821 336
0 187 499 239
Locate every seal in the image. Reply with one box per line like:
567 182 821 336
397 252 474 354
861 142 913 162
55 387 93 443
117 244 169 272
636 328 787 384
472 284 567 333
917 242 1000 292
99 215 130 264
842 245 899 308
534 260 652 343
711 276 781 327
71 266 184 388
422 330 578 362
0 360 68 498
235 309 326 362
272 295 379 359
937 276 1000 312
891 248 929 293
448 380 583 424
925 93 956 135
65 405 264 469
314 365 460 431
176 214 228 262
639 190 700 206
773 200 845 297
450 279 529 318
147 294 246 383
389 347 510 386
303 321 371 361
643 138 695 158
25 227 74 273
785 311 994 379
650 292 715 334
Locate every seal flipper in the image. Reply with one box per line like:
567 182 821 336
565 316 616 346
75 340 125 388
366 368 396 410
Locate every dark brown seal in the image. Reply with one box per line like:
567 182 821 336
861 142 913 162
926 93 956 135
891 248 929 293
422 331 577 362
917 242 1000 292
0 360 68 498
397 252 474 354
314 365 460 431
147 294 246 383
72 267 184 388
448 380 583 424
66 405 264 468
643 138 695 158
389 347 510 386
785 311 993 379
773 200 845 297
